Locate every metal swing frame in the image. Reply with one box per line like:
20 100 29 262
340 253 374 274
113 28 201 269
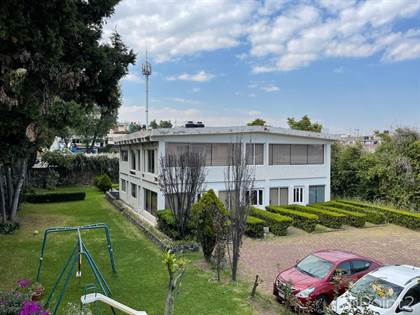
36 223 117 315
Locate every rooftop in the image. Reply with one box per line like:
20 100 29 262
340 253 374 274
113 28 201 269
370 265 420 286
115 125 338 145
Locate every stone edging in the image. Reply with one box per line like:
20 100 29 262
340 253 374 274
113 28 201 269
105 192 200 253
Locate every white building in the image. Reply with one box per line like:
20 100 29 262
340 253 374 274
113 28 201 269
115 126 337 224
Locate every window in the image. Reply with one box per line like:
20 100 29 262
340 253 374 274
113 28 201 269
120 179 127 192
246 189 263 206
218 190 238 209
131 183 137 198
144 189 157 214
336 261 352 276
246 143 264 165
190 143 212 165
120 150 128 161
269 144 291 165
291 144 308 164
400 284 420 308
309 185 325 204
130 150 136 170
269 187 288 205
293 187 304 203
211 143 231 166
147 149 155 173
137 150 141 170
308 144 324 164
351 260 370 274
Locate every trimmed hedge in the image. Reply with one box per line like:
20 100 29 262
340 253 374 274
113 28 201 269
285 205 345 229
25 191 86 203
339 200 420 231
156 209 195 240
250 207 292 236
266 206 319 233
245 216 265 238
311 203 366 228
324 201 386 224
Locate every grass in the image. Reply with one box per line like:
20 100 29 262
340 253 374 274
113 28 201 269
0 186 272 315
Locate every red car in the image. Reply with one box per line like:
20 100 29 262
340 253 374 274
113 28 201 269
273 250 382 312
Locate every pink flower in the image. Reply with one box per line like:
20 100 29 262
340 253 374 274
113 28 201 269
17 279 31 289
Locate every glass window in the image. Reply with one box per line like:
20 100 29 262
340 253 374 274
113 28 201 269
351 260 371 274
296 255 334 279
120 179 127 192
131 183 137 198
308 144 324 164
137 150 141 170
131 150 136 170
270 187 288 205
211 143 231 166
120 150 128 161
246 189 263 206
144 189 157 214
166 143 189 157
336 261 352 276
190 143 212 165
147 149 155 173
401 284 420 308
246 143 264 165
291 144 308 164
293 187 304 203
269 144 291 165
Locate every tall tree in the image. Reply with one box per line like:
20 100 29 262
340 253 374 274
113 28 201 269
287 115 322 132
0 1 135 222
224 139 255 281
247 118 266 126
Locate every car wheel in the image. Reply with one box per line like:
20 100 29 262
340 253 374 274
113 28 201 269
314 295 328 314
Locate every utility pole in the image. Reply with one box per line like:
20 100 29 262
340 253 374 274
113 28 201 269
141 51 152 128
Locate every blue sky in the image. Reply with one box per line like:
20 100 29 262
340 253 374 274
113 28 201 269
105 0 420 134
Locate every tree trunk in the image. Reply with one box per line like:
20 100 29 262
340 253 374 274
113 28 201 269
7 167 13 210
231 236 239 281
250 275 260 298
10 158 28 222
164 274 174 315
0 167 6 223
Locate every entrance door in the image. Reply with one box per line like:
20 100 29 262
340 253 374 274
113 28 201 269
309 185 325 204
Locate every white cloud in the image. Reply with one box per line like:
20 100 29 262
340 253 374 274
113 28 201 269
121 73 141 82
166 70 215 82
192 87 201 93
261 84 280 92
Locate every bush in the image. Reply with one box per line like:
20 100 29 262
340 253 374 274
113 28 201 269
312 203 366 227
285 205 345 229
156 209 195 240
250 207 292 236
0 222 19 234
324 201 386 224
25 191 86 203
95 174 112 192
245 216 265 238
191 189 228 261
339 200 420 230
266 206 319 233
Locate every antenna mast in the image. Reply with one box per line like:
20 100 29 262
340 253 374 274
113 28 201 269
141 51 152 128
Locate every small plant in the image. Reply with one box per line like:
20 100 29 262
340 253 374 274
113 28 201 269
0 221 19 234
63 302 92 315
95 174 112 193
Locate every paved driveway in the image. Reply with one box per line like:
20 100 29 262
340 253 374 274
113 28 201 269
239 224 420 294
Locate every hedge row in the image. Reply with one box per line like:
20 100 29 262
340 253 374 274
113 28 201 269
156 209 196 240
245 216 265 238
324 201 386 224
311 204 366 228
250 207 292 236
25 191 86 203
266 206 319 233
285 205 345 229
339 200 420 231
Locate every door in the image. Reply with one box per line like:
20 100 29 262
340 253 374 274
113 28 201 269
350 260 371 282
309 185 325 204
334 261 353 295
398 283 420 314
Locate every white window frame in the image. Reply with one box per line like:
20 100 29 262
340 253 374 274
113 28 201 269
293 186 304 204
247 189 264 206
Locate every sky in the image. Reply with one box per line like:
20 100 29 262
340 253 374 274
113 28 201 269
103 0 420 135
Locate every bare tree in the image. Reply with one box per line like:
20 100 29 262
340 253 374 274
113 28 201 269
159 151 206 239
224 138 254 281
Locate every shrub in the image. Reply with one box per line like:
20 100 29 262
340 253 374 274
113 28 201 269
285 205 345 229
266 206 319 233
339 200 420 230
312 203 366 228
25 191 86 203
191 190 228 261
245 216 265 238
0 222 19 234
95 174 112 192
250 207 292 236
156 209 195 240
324 201 386 224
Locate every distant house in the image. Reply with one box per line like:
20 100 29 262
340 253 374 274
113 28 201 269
115 125 337 224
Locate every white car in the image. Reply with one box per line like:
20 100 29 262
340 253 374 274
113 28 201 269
331 265 420 315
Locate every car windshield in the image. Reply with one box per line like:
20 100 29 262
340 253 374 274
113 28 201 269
349 275 404 309
296 255 334 279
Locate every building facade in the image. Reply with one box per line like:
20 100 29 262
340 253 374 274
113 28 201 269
115 126 336 224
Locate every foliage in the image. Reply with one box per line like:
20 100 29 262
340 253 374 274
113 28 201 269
150 120 173 129
331 128 420 211
95 174 112 193
40 151 119 184
267 206 319 232
340 200 420 230
63 303 92 315
324 201 386 224
312 204 366 227
25 191 86 203
156 209 195 240
287 115 322 132
245 216 265 238
285 204 345 229
128 122 144 133
0 221 20 234
192 190 228 262
250 207 292 236
247 118 266 126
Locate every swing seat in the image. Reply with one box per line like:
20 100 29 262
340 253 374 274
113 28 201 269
81 293 147 315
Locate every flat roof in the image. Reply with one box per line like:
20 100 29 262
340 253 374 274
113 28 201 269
115 125 338 145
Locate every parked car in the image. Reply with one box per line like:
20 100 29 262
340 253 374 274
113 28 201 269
273 250 382 313
331 265 420 315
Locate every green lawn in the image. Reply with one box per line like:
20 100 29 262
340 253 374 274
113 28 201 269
0 186 274 315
